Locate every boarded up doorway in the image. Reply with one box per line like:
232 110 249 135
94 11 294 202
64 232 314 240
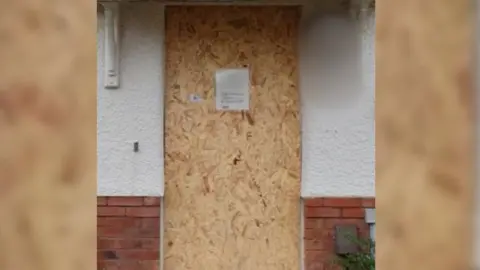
164 6 301 270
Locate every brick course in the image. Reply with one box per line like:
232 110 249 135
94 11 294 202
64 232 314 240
304 197 375 270
97 196 161 270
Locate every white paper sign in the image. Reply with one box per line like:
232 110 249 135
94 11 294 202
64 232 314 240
215 68 250 111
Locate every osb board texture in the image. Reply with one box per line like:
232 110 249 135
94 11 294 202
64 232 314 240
376 0 474 270
164 6 301 270
0 1 96 270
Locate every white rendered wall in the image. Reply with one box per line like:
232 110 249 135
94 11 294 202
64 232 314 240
97 3 165 196
299 11 375 197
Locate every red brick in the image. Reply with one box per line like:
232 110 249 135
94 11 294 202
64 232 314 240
98 259 159 270
108 197 144 206
304 228 321 240
143 197 161 206
98 238 160 250
305 228 333 239
142 218 160 229
98 197 107 206
117 239 142 249
342 208 365 218
359 227 370 238
305 260 324 270
112 261 158 270
97 261 105 270
305 250 332 270
305 207 340 218
305 262 325 270
362 198 375 208
323 197 362 207
115 250 159 260
304 218 324 229
136 238 160 249
98 217 137 228
304 239 330 251
98 226 129 237
115 263 130 270
98 250 120 260
98 207 126 217
305 250 330 260
136 260 159 270
98 238 119 250
324 218 364 228
98 201 161 270
98 260 120 270
118 239 159 249
304 198 323 207
106 261 134 270
126 207 160 217
137 228 160 238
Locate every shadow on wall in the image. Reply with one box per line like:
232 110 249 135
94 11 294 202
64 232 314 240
299 12 375 197
300 15 363 112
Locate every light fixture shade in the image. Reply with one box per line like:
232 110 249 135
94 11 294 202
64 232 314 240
103 3 120 89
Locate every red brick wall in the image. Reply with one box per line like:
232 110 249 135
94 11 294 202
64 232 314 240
97 196 161 270
304 197 375 270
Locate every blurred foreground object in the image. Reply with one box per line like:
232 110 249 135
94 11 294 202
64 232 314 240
0 1 96 270
376 0 474 269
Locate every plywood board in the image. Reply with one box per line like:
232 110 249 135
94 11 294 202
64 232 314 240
376 0 474 269
0 1 96 270
164 6 301 270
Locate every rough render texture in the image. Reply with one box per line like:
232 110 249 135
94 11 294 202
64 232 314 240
97 196 161 270
96 3 376 198
303 197 374 270
97 2 165 196
299 10 375 197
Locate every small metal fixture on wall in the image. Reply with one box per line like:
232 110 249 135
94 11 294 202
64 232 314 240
101 2 121 89
365 208 376 256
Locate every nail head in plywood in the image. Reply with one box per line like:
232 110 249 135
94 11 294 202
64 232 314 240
164 6 301 270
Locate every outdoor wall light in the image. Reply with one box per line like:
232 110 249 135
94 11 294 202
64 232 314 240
102 2 120 89
365 208 376 256
364 208 375 242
